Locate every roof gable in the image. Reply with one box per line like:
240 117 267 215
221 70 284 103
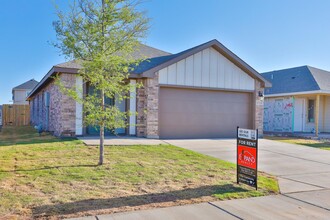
158 47 256 90
139 39 270 87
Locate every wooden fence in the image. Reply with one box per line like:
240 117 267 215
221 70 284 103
2 104 30 126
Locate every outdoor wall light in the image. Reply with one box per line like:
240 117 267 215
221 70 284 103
258 91 264 97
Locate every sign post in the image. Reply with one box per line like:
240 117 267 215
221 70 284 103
237 127 258 190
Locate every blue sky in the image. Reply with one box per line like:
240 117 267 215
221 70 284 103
1 0 330 104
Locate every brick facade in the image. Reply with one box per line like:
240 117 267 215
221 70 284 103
255 80 264 137
30 73 76 136
136 74 159 138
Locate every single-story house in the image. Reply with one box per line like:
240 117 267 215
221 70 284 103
27 39 270 139
262 65 330 135
12 79 39 105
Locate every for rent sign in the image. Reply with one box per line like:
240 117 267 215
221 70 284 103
237 127 258 189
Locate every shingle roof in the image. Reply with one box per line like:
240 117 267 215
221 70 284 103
308 66 330 92
131 41 209 74
28 39 270 99
13 79 39 90
54 44 171 69
262 66 330 95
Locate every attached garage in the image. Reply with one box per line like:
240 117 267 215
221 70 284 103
159 87 253 138
135 40 271 139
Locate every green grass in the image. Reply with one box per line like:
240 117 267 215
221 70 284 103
265 136 330 150
0 126 278 219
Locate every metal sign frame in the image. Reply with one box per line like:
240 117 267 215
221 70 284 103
237 127 258 190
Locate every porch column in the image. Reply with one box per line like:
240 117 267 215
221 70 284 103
323 96 326 131
75 76 83 136
315 94 320 137
129 79 137 135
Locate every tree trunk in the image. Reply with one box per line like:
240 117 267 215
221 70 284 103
99 89 105 165
99 0 106 166
99 125 104 165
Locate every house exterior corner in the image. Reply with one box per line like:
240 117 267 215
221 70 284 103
30 73 77 137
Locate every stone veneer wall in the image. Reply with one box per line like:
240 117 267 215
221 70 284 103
30 73 76 136
255 80 264 137
136 73 160 138
136 79 146 137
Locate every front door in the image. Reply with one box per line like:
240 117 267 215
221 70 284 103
86 85 126 136
87 96 114 136
294 98 305 132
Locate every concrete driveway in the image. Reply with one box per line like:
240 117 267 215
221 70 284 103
165 138 330 211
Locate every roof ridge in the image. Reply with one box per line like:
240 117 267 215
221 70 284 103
261 65 309 74
13 79 39 90
305 66 321 91
139 43 172 55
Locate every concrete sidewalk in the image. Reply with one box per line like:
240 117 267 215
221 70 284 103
70 193 330 220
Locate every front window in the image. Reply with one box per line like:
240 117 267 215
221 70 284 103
308 99 315 123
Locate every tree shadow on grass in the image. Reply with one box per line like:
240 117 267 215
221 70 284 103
32 184 248 218
0 126 78 147
0 164 99 173
0 137 78 147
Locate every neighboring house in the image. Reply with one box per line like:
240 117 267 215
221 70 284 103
12 79 39 104
27 40 270 138
262 66 330 135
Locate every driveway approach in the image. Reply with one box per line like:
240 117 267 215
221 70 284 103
165 139 330 211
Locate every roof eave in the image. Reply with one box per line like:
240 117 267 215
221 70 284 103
26 67 144 100
265 90 330 98
53 66 80 74
27 66 82 100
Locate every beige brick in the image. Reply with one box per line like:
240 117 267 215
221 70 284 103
30 73 76 137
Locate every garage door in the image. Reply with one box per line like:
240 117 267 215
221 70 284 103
159 87 253 139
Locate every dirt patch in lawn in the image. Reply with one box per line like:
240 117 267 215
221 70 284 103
0 126 278 219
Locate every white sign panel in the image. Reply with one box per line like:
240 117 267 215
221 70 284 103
238 128 257 140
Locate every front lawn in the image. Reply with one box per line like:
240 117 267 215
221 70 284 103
0 126 278 219
265 136 330 151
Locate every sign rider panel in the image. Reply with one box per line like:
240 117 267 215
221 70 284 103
237 127 258 189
